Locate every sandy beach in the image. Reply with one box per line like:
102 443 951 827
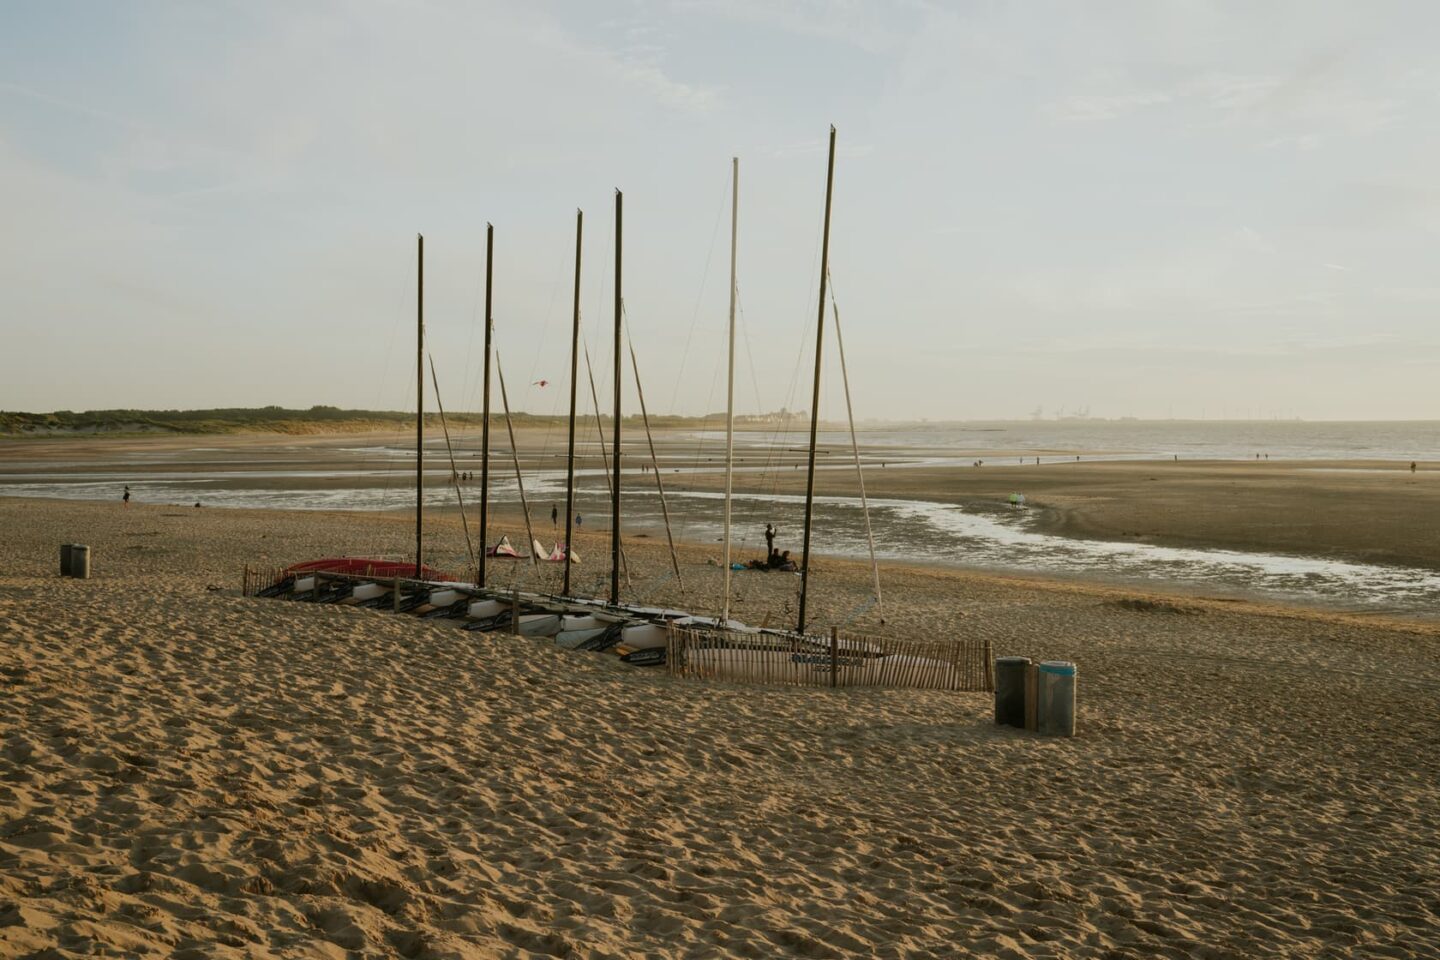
9 0 1439 954
3 493 1439 958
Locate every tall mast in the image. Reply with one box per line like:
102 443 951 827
797 125 836 635
477 224 494 587
563 209 582 597
610 189 623 606
415 233 425 578
722 157 738 623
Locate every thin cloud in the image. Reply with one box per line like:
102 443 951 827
675 0 914 55
1045 91 1171 122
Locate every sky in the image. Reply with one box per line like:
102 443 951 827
2 0 1437 421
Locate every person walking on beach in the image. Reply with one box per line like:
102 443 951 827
1411 461 1418 473
551 504 558 527
764 523 776 558
122 485 131 508
575 513 582 528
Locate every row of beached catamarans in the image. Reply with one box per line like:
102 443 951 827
249 560 962 686
259 567 712 666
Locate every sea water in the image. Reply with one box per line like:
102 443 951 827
4 420 1439 614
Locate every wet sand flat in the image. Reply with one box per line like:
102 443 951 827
3 496 1439 957
3 433 1439 575
677 455 1440 573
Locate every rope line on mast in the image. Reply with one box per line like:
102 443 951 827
495 350 540 568
826 268 883 622
666 169 732 414
581 333 632 590
428 354 477 574
625 321 685 595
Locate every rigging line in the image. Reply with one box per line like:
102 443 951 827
495 350 540 567
666 168 732 413
375 375 416 555
428 354 477 573
826 269 883 623
581 329 633 590
763 206 826 502
734 284 784 503
728 286 767 561
625 324 685 595
680 329 725 537
734 287 766 429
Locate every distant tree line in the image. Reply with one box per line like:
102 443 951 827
0 406 811 436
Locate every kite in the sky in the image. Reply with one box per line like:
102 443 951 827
532 379 549 387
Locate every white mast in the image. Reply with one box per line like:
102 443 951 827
722 157 738 623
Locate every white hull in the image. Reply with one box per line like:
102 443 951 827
617 622 669 652
350 582 387 602
468 599 505 619
555 626 608 649
517 614 562 637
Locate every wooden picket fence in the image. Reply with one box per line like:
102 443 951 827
667 626 993 692
241 564 289 598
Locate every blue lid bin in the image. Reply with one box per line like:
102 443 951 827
1037 661 1077 737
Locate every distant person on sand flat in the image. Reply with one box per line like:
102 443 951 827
764 523 775 557
123 486 131 508
551 504 558 527
575 513 582 528
1412 462 1418 473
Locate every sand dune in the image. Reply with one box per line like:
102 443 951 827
3 497 1439 957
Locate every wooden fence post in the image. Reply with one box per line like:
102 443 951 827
830 627 838 689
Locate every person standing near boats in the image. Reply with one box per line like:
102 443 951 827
122 485 131 508
764 523 776 558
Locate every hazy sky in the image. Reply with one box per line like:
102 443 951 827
3 1 1437 421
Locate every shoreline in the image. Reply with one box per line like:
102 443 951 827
4 431 1439 615
9 492 1436 630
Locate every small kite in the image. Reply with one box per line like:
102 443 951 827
532 379 549 388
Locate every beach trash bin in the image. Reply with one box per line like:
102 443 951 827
994 656 1032 728
69 544 91 580
60 543 75 576
1037 661 1077 737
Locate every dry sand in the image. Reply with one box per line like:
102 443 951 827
3 496 1440 958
